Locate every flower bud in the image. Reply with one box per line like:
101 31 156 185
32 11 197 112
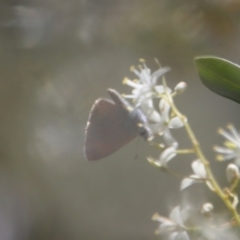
201 202 214 217
147 157 167 171
174 82 187 94
226 163 239 183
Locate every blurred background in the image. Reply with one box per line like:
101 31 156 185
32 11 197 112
0 0 240 239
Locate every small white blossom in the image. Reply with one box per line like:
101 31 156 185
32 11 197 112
139 98 162 123
123 60 170 106
158 145 178 168
226 163 239 184
200 225 239 240
138 97 182 151
201 202 214 216
153 206 190 240
181 159 214 191
146 98 183 149
147 146 178 170
214 124 240 166
174 82 187 94
150 98 183 132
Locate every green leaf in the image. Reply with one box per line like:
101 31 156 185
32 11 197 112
194 56 240 104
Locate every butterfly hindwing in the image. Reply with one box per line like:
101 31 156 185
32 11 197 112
85 98 138 160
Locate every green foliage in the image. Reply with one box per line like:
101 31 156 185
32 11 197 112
195 56 240 104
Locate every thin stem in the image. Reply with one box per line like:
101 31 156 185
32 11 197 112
230 177 240 192
177 148 195 154
148 157 209 180
161 79 240 226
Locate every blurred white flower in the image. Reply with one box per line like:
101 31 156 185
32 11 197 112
142 98 182 151
123 60 184 149
149 98 183 136
123 60 170 106
174 82 187 94
139 98 162 123
201 202 214 217
181 159 214 191
153 206 190 240
214 124 240 166
200 225 239 240
226 163 239 184
158 145 178 168
146 99 183 169
147 145 178 170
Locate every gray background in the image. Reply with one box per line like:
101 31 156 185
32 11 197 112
0 0 240 239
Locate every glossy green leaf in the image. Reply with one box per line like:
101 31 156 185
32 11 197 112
194 56 240 104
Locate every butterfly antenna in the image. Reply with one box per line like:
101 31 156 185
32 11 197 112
154 58 162 69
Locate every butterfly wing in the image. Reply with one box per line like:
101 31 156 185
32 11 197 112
107 89 153 141
84 98 138 160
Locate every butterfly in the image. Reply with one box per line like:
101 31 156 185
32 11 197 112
84 89 152 160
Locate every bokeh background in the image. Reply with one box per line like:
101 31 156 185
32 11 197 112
0 0 240 239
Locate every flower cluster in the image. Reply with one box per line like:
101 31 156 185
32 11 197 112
123 59 185 168
120 60 240 239
152 206 189 240
123 59 171 107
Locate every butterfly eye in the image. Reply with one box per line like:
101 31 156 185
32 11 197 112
138 127 148 139
137 123 153 141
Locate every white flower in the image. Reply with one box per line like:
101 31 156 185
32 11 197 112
174 82 187 94
123 60 170 106
226 163 239 184
147 145 178 170
200 225 239 240
181 159 214 191
139 98 162 123
153 206 190 240
158 146 178 168
145 98 183 148
201 202 214 216
151 98 183 132
214 124 240 166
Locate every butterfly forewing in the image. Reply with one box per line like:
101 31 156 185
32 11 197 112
85 98 138 160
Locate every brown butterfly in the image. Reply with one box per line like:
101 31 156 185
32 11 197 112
84 89 152 160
